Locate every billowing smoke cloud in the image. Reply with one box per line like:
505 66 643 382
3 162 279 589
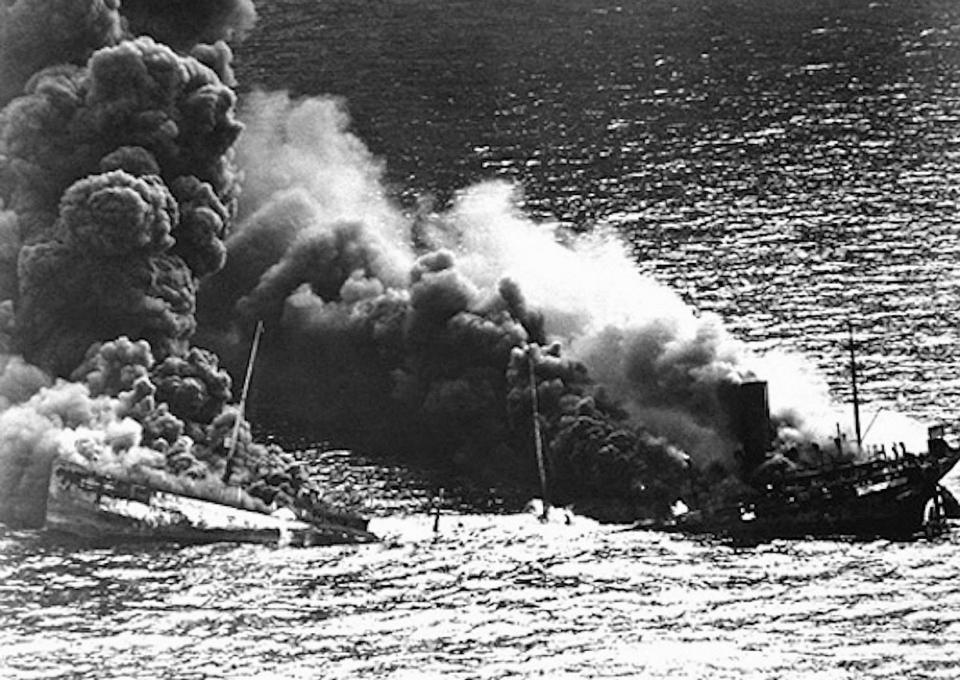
191 96 715 513
0 1 361 529
120 0 256 52
0 0 123 106
0 208 19 302
196 89 925 517
0 0 918 527
1 34 242 373
0 334 350 528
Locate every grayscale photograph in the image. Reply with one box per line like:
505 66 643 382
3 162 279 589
1 0 959 678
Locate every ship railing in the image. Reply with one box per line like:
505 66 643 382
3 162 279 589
759 459 923 501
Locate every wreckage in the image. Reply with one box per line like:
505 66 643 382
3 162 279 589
650 379 960 541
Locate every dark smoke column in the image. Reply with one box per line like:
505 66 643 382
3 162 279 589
120 0 256 52
0 1 124 107
0 1 391 526
0 35 242 376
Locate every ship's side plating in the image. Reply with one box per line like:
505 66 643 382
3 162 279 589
688 380 960 539
44 461 377 546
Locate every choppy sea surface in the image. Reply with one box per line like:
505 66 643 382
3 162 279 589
6 0 960 677
4 511 960 680
236 0 960 423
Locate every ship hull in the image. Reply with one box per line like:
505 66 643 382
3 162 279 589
667 487 940 542
650 453 960 542
44 462 377 547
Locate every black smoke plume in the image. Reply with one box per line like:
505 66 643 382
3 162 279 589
0 1 922 527
197 88 928 516
0 0 123 107
0 1 355 528
3 34 241 373
120 0 256 52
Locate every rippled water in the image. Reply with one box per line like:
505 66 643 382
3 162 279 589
4 516 960 679
235 0 960 424
6 0 960 678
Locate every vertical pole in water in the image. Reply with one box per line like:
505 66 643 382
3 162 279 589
848 321 863 452
528 345 549 519
432 487 444 535
223 320 265 482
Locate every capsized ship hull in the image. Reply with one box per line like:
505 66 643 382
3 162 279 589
43 461 377 547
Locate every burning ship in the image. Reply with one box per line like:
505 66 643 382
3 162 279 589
659 379 960 541
1 445 377 548
0 329 377 548
1 0 956 550
0 430 378 547
38 459 377 547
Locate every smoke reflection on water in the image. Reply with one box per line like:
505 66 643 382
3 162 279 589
2 505 960 679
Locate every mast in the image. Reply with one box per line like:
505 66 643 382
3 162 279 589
528 345 549 516
847 321 863 452
223 320 265 481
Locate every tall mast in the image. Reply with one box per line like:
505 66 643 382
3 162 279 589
223 320 265 481
528 345 549 514
847 321 863 452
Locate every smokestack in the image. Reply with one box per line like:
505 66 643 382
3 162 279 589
928 424 947 458
728 380 772 471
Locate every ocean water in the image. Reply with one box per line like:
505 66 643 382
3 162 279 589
235 0 960 424
3 513 960 680
5 0 960 678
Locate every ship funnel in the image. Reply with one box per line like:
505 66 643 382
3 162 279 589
928 424 948 458
728 380 773 471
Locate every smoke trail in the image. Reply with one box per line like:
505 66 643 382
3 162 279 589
0 334 348 527
120 0 256 52
0 338 239 528
0 2 362 529
198 88 929 517
0 208 18 304
0 0 123 107
0 1 923 527
189 95 710 512
2 34 242 374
